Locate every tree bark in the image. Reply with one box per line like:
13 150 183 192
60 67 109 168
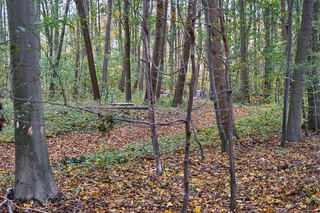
7 0 59 203
307 0 319 130
287 0 313 142
281 0 294 148
218 0 236 208
171 0 195 106
156 0 169 99
123 0 131 101
102 0 113 89
263 5 272 100
239 0 250 103
75 0 100 100
182 2 197 212
142 0 163 176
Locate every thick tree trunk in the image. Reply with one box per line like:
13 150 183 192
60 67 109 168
7 0 59 203
171 0 195 106
75 0 100 100
287 0 313 142
102 0 113 89
207 0 238 149
307 0 319 130
123 0 131 101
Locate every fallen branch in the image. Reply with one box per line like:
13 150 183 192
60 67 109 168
0 195 48 213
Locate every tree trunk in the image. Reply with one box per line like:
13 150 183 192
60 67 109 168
263 6 272 100
287 0 313 142
182 2 197 212
281 0 288 40
7 0 59 203
169 0 176 92
240 0 250 103
74 22 81 98
307 0 319 130
142 0 163 176
281 0 294 148
207 0 237 150
171 0 195 106
219 0 236 208
75 0 100 100
123 0 131 101
102 0 113 89
156 0 169 99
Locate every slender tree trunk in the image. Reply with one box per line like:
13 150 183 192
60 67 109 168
123 0 131 101
171 0 195 106
219 0 236 209
240 0 250 103
156 0 169 99
7 0 59 203
287 0 313 142
118 0 125 92
142 0 163 176
75 0 100 100
102 0 113 90
281 0 294 148
263 6 272 100
281 0 288 40
74 22 81 98
182 2 197 212
169 0 176 92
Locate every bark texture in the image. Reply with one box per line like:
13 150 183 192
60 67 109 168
287 0 313 142
75 0 100 100
7 0 59 203
171 0 196 106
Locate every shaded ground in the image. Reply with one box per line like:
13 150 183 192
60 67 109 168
1 104 320 212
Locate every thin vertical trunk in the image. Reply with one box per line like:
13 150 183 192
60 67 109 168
118 0 125 92
74 22 81 98
219 0 236 209
171 0 195 106
263 6 272 100
75 0 100 100
142 0 162 176
156 0 169 99
169 0 176 92
287 0 313 142
182 1 197 211
123 0 131 101
281 0 288 40
240 0 250 103
102 0 113 89
281 0 294 148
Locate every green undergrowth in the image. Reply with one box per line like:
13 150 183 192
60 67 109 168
67 103 282 170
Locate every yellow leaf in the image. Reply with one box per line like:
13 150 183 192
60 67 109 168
82 195 88 200
195 206 201 213
115 10 120 17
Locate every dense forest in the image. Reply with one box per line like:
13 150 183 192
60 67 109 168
0 0 319 212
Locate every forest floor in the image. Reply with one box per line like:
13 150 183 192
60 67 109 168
1 102 320 212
